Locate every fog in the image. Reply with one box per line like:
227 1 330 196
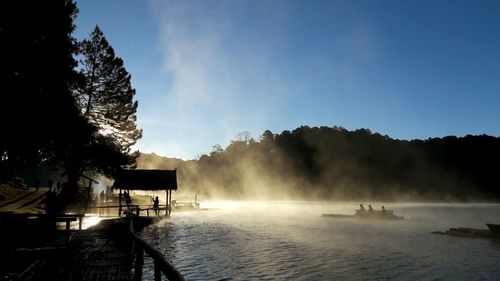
135 127 500 202
140 201 500 280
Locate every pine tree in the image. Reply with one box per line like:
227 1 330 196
0 0 84 180
76 26 142 154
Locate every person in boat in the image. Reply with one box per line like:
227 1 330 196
357 204 367 215
368 204 375 215
381 205 387 215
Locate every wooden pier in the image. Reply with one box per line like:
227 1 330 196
0 215 185 281
1 169 183 280
58 218 135 281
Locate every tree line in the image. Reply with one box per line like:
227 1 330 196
0 1 141 189
138 126 500 201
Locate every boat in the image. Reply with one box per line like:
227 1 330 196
486 224 500 238
321 210 404 220
433 224 500 240
172 200 200 211
172 193 214 212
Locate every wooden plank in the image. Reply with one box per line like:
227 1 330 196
4 217 174 281
56 220 134 281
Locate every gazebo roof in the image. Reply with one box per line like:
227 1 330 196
113 169 177 190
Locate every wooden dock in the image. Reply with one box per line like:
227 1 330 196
59 218 134 281
0 216 185 281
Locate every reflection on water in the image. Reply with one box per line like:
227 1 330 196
140 202 500 280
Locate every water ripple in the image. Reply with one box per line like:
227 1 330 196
139 202 500 280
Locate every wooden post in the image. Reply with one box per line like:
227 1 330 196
133 244 144 281
165 189 169 216
169 190 172 216
65 220 70 243
118 187 122 216
127 188 130 215
154 260 161 281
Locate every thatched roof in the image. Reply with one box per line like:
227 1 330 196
113 169 177 190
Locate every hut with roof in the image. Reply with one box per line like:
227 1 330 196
113 169 177 216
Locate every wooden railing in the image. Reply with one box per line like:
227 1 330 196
129 219 186 281
89 204 170 217
6 213 84 243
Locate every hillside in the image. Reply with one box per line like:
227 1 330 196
136 126 500 201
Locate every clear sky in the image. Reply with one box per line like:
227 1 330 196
74 0 500 160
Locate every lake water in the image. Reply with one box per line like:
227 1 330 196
139 202 500 280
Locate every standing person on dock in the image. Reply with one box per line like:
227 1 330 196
153 196 160 216
124 191 132 206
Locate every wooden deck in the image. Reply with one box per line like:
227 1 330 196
0 185 184 281
0 216 174 281
60 223 134 281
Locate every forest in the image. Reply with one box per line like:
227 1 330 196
138 126 500 201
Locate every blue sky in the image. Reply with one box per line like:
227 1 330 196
74 0 500 159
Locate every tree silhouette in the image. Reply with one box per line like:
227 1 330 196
236 131 252 145
0 3 141 189
0 0 84 181
76 26 142 154
137 126 500 201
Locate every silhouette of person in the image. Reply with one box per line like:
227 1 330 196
358 204 366 214
100 190 105 202
124 191 132 206
46 188 56 213
356 204 366 215
153 196 160 216
368 204 375 215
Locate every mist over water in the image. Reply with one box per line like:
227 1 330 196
140 202 500 280
138 129 500 202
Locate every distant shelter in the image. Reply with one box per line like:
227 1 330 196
113 169 177 215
